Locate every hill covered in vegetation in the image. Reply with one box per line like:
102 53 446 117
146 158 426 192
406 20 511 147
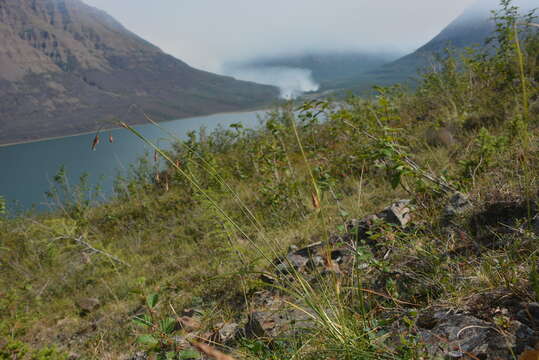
1 2 539 359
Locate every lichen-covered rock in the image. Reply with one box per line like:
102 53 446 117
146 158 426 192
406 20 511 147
212 322 241 345
413 299 539 360
244 291 315 339
444 192 473 218
418 312 517 359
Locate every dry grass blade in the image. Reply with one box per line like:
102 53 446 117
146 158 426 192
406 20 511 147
192 342 237 360
311 191 321 209
91 134 100 151
519 22 539 28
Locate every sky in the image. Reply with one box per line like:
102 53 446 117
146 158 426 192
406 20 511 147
83 0 484 72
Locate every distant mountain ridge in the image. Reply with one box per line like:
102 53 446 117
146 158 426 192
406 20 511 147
329 0 537 93
227 51 400 86
0 0 278 145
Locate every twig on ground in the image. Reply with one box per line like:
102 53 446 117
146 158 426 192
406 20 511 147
71 236 131 267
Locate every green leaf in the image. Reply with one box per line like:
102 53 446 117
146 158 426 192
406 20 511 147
147 293 159 309
159 317 177 335
133 314 153 328
390 172 402 189
178 349 201 359
136 334 159 346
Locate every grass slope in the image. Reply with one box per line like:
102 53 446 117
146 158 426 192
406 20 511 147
1 3 539 360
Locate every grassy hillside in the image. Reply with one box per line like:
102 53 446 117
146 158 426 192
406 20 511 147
1 3 539 360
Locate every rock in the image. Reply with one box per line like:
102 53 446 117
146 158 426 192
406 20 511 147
527 303 539 320
417 311 539 359
245 309 312 339
245 311 275 338
266 201 414 283
212 322 240 345
346 200 412 233
274 242 325 274
244 291 315 339
516 302 539 329
532 215 539 236
75 297 100 314
342 200 412 244
125 352 147 360
377 200 412 228
444 192 473 218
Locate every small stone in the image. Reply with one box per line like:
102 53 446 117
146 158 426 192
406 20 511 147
245 311 274 338
287 253 309 269
527 303 539 319
444 192 473 218
275 242 325 274
126 351 147 360
378 200 412 227
213 322 240 344
75 297 100 313
532 215 539 236
517 303 539 328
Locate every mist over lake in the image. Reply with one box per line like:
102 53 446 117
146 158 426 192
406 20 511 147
223 65 320 99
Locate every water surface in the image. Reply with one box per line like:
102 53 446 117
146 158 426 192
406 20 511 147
0 110 266 213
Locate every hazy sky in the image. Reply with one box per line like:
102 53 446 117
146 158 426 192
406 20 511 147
83 0 495 72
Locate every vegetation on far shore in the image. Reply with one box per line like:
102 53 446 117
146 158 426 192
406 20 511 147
1 1 539 359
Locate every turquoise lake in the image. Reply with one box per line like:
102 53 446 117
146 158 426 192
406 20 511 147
0 110 266 214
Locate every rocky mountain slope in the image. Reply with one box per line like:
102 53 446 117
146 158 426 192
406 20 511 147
0 0 278 145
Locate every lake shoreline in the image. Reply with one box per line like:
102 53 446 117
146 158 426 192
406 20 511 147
0 107 270 148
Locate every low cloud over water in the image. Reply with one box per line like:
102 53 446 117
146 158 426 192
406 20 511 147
224 65 320 99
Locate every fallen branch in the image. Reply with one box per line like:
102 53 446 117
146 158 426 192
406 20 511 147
72 236 131 267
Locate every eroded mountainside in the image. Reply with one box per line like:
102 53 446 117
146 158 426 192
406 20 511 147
0 0 278 145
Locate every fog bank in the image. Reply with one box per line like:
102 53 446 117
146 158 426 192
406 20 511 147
224 66 319 99
83 0 478 72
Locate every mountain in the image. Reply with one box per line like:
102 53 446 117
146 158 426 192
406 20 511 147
0 0 278 145
226 51 399 85
330 0 536 93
